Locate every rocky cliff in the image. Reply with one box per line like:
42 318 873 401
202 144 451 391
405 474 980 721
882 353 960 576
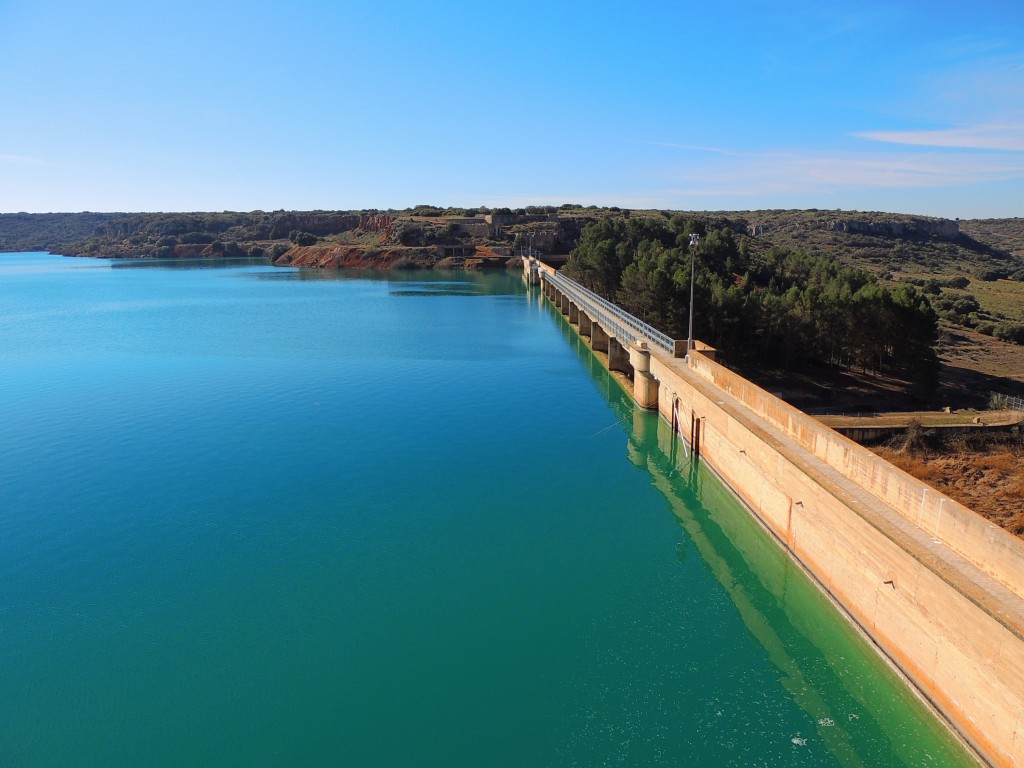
744 214 960 241
271 245 436 269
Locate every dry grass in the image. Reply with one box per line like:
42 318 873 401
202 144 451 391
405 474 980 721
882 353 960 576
962 279 1024 323
984 452 1019 472
936 328 1024 388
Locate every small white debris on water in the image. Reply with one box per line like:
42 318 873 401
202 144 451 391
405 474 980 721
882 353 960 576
818 717 835 727
791 736 808 746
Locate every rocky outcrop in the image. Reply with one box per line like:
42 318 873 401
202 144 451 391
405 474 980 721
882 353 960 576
272 244 516 271
742 215 961 242
271 245 436 269
826 217 960 240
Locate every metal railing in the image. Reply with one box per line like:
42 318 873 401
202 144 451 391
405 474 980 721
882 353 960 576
546 270 676 354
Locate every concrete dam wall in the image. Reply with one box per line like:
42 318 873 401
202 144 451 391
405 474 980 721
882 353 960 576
534 259 1024 767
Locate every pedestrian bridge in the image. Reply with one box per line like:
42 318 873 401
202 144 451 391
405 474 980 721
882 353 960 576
524 255 1024 768
526 255 713 414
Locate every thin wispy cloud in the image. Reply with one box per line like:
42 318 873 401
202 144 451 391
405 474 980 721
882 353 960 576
660 149 1024 199
856 124 1024 151
0 153 40 164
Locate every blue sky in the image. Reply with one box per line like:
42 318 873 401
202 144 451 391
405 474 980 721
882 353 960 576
1 0 1023 217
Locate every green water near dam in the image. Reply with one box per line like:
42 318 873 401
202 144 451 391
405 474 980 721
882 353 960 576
0 253 973 766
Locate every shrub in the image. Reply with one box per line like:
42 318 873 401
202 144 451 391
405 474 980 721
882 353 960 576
397 224 426 246
289 230 317 246
995 322 1024 344
952 296 980 314
901 418 927 453
975 267 1008 281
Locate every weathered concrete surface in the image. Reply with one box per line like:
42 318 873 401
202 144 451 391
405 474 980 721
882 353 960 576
591 322 609 354
684 354 1024 601
608 337 632 376
650 350 1024 768
629 343 658 410
578 311 593 338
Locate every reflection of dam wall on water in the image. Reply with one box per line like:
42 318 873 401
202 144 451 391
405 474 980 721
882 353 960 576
624 412 966 768
527 257 1024 768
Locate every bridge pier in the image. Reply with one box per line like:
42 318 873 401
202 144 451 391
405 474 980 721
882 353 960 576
568 301 579 325
559 293 571 316
608 337 633 376
590 323 609 353
578 311 593 338
629 342 659 410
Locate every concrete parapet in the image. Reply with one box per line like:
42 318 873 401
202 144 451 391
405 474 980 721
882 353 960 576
685 351 1024 601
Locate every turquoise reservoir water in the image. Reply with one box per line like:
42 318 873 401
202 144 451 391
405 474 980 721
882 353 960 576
0 253 972 767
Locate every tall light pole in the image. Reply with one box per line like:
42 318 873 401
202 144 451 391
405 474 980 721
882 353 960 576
686 233 700 359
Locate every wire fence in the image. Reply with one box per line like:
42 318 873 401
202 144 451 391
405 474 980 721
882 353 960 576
993 393 1024 413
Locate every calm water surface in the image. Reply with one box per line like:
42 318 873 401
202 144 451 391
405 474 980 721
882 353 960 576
0 253 973 766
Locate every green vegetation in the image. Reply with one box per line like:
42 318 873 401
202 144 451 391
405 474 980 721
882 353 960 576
564 216 940 393
0 212 127 253
2 207 1021 358
289 230 318 246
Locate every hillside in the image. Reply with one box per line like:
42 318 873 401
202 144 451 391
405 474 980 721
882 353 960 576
3 206 1022 405
728 211 1024 404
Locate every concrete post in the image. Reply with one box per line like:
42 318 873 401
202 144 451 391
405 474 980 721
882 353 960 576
559 293 571 316
578 311 593 338
608 337 633 375
568 301 579 324
591 322 609 353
